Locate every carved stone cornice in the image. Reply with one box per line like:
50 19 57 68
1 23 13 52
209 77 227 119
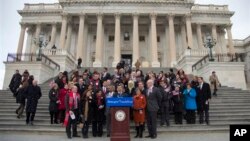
18 10 62 16
114 13 121 19
59 0 194 5
167 13 175 20
150 13 157 20
96 13 103 20
191 11 234 17
226 23 233 30
78 11 86 17
132 12 139 18
19 22 28 27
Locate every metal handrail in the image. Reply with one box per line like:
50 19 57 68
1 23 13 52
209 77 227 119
192 53 245 71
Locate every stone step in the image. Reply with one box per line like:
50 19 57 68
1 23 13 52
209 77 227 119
0 99 50 102
217 92 250 94
0 104 250 110
216 93 250 96
214 96 250 98
1 116 249 123
0 106 249 111
0 119 248 128
2 97 250 102
0 125 230 133
210 103 250 106
215 97 250 100
1 101 249 106
1 113 249 120
2 108 249 114
0 84 250 134
211 100 250 103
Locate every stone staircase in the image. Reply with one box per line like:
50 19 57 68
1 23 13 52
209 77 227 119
77 67 177 74
0 81 250 134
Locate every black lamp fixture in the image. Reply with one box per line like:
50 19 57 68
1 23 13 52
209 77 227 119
33 33 48 61
203 33 216 61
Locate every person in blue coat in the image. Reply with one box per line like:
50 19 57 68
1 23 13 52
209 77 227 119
183 83 197 124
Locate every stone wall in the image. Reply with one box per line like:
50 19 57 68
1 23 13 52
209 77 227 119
3 62 58 90
194 62 247 90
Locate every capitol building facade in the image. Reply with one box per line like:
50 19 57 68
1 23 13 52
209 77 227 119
3 0 250 90
16 0 236 67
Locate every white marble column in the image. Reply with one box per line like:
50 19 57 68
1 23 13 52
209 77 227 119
17 23 26 54
196 23 203 49
59 13 68 49
49 22 57 48
150 13 160 67
185 14 193 48
132 13 139 67
93 13 103 67
65 22 72 52
181 22 187 51
165 24 170 67
168 14 176 67
24 28 33 55
112 13 121 67
76 13 85 61
226 24 235 54
31 23 41 54
212 24 220 54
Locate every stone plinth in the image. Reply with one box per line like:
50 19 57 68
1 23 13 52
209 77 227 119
48 55 76 72
194 62 247 90
151 61 160 68
3 62 58 90
176 55 204 74
42 49 76 72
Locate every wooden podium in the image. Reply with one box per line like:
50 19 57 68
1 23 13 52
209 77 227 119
106 97 133 141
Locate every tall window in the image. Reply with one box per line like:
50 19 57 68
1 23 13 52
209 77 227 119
124 32 130 41
157 36 160 42
109 35 114 42
139 36 145 42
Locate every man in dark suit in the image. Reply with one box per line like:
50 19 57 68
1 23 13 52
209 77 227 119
101 67 111 82
75 78 86 97
105 85 116 137
102 80 108 96
25 80 42 125
90 73 102 93
145 79 162 139
197 77 211 125
113 84 128 98
9 70 22 96
159 80 172 126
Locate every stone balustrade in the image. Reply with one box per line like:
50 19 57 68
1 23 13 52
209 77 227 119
192 4 229 11
244 35 250 44
42 49 75 61
178 49 210 61
23 3 62 10
233 40 244 46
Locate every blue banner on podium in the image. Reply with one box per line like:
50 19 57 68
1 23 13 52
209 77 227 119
106 97 133 107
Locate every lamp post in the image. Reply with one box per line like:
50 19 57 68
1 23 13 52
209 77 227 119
204 34 216 61
33 34 48 61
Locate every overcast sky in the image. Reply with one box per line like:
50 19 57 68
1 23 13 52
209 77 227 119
0 0 250 89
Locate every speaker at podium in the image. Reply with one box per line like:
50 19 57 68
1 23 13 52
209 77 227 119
106 97 133 141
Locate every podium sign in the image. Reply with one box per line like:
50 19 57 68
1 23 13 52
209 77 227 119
106 97 133 141
106 97 133 107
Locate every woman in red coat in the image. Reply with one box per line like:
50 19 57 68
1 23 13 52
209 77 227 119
58 83 69 123
133 89 146 138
